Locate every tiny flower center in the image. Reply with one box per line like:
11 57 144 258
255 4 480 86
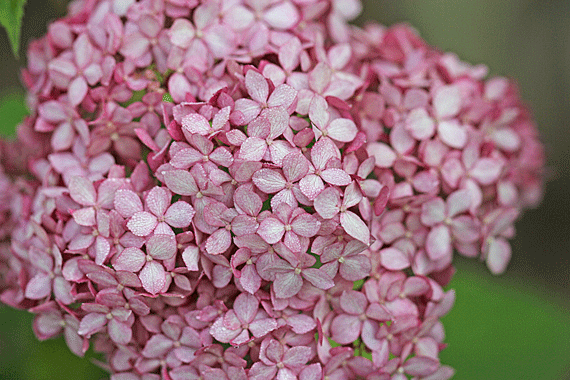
246 259 253 265
284 224 292 231
202 155 209 162
294 267 302 275
359 313 367 321
106 313 113 320
338 257 345 263
110 132 120 141
276 362 285 369
173 341 181 348
146 255 153 262
397 367 405 374
444 217 453 225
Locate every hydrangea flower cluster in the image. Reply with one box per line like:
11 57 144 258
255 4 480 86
0 0 544 379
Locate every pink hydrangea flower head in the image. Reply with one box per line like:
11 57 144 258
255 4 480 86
0 0 544 379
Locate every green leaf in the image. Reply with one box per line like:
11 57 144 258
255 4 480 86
0 89 27 137
0 0 27 57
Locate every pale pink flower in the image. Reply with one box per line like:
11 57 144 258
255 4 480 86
48 33 103 106
319 240 371 281
299 137 352 200
115 186 194 237
112 234 177 294
257 203 320 253
210 293 277 346
249 338 313 380
314 183 370 245
420 189 480 262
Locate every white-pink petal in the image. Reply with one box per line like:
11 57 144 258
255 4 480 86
139 261 166 295
366 142 397 168
69 176 97 206
257 218 285 244
340 211 370 245
438 120 467 149
127 211 158 236
165 201 195 228
182 113 211 135
434 84 461 119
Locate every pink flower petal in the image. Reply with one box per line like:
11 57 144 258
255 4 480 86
434 85 461 119
205 229 232 255
438 120 467 149
486 237 511 274
165 201 195 228
263 2 300 30
314 187 340 219
321 168 352 186
426 225 451 261
257 217 285 244
182 113 211 135
380 247 410 271
114 247 146 272
470 158 502 185
68 76 88 106
127 211 158 236
69 176 97 206
406 108 435 140
252 169 286 193
25 274 52 300
421 198 446 226
291 214 320 237
146 234 177 260
139 261 166 295
239 137 268 161
146 187 170 217
245 69 269 104
340 211 370 245
330 314 361 344
366 142 397 168
299 174 325 200
163 169 198 196
327 118 357 142
274 271 302 298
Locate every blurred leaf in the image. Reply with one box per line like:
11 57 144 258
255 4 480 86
441 260 570 379
0 89 27 136
0 306 107 380
0 0 27 57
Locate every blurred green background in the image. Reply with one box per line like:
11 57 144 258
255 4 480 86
0 0 569 379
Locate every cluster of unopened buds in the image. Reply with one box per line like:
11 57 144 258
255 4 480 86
0 0 545 379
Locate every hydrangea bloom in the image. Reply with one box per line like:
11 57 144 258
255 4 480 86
0 0 544 379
